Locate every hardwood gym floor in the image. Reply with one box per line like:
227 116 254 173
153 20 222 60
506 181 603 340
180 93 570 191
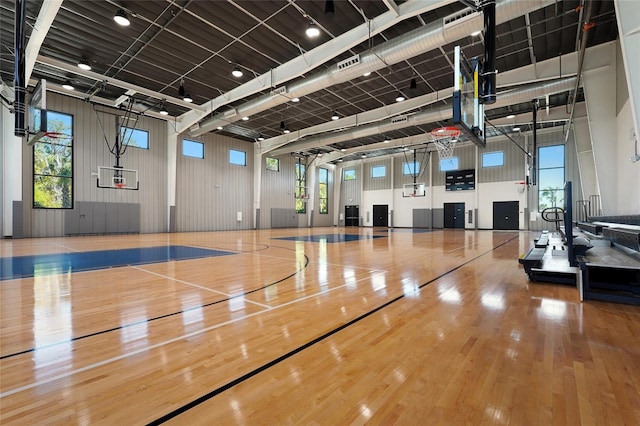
1 228 639 425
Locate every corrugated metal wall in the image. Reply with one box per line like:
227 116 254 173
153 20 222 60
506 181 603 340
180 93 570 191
432 144 476 186
394 150 432 188
339 163 362 223
259 154 298 228
175 133 253 231
21 93 168 237
363 159 392 190
478 137 527 183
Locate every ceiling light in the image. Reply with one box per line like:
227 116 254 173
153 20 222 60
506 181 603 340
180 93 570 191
217 126 223 130
437 128 445 133
512 126 521 132
361 154 367 158
306 22 320 38
257 134 265 141
114 9 130 26
506 114 516 119
384 138 390 143
62 80 74 90
283 127 290 134
78 57 91 71
183 94 193 103
363 71 371 77
331 111 339 121
395 92 405 102
242 116 249 121
232 66 243 78
471 30 482 37
159 106 169 116
338 159 343 162
291 97 300 102
340 148 346 152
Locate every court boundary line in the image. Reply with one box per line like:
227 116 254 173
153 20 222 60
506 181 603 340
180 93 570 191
0 270 388 398
0 244 307 360
146 234 520 425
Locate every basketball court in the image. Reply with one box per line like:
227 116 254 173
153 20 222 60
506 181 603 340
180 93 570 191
1 228 639 424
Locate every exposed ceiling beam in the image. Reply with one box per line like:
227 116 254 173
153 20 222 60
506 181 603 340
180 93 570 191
381 0 400 15
176 0 457 134
36 55 205 111
25 0 64 81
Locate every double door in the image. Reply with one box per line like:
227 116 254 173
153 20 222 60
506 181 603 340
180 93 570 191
444 203 465 229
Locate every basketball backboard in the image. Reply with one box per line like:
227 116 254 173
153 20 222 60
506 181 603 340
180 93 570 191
452 46 485 147
97 166 139 190
402 183 426 197
27 79 47 146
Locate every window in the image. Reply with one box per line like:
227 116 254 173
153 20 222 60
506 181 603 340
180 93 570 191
439 157 459 172
295 163 306 214
183 139 204 158
538 144 565 211
371 165 386 178
403 162 420 175
319 168 328 214
229 149 246 166
33 111 73 208
266 157 279 171
120 127 149 149
344 169 356 180
482 151 504 167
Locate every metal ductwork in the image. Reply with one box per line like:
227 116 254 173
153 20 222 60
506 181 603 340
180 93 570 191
268 77 576 156
191 0 555 136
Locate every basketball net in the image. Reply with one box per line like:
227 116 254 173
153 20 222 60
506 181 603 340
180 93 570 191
42 132 73 157
430 127 461 162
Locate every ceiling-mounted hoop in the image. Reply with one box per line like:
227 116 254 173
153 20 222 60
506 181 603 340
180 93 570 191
430 126 461 161
41 131 73 156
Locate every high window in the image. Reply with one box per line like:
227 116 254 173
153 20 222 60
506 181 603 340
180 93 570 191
482 151 504 167
295 163 306 214
344 169 356 180
266 157 279 171
318 168 328 214
439 157 459 172
229 149 246 166
183 139 204 158
403 162 420 175
538 144 565 211
33 111 73 208
371 165 386 178
120 127 149 149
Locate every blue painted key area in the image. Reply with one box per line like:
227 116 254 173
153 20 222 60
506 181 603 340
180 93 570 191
0 245 235 281
274 234 385 243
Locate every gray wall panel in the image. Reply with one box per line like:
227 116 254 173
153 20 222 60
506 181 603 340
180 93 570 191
364 159 392 190
176 133 253 231
394 151 432 188
432 145 475 186
478 137 526 183
21 92 168 237
413 208 432 228
12 201 23 238
260 155 297 229
432 208 444 228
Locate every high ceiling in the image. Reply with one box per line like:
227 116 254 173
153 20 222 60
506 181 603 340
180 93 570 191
0 0 618 162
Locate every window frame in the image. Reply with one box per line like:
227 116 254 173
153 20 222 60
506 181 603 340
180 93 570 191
439 157 459 172
295 163 306 214
538 144 565 212
182 139 204 159
482 151 504 168
318 168 328 214
403 161 421 175
33 110 74 209
266 157 279 172
371 165 386 178
343 169 356 181
229 149 246 166
120 127 149 149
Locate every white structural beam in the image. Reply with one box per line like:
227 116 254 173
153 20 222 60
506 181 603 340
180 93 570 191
25 0 63 81
263 42 613 157
37 55 205 111
381 0 400 15
614 0 640 146
177 0 456 134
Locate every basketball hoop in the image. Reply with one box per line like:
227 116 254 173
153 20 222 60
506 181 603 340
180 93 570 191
430 126 461 161
41 132 73 156
115 183 127 190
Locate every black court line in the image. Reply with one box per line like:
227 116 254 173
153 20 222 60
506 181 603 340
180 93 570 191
0 244 308 360
146 233 520 425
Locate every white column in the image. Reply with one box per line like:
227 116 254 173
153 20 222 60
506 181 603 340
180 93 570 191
1 95 23 237
306 162 316 227
582 64 618 211
572 114 599 203
614 0 640 146
166 127 177 231
333 165 342 226
253 145 262 229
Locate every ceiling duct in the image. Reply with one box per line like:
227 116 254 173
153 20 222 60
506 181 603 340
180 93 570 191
191 0 555 137
268 77 576 156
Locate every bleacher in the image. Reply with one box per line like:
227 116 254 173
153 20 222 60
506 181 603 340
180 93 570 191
520 189 639 305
